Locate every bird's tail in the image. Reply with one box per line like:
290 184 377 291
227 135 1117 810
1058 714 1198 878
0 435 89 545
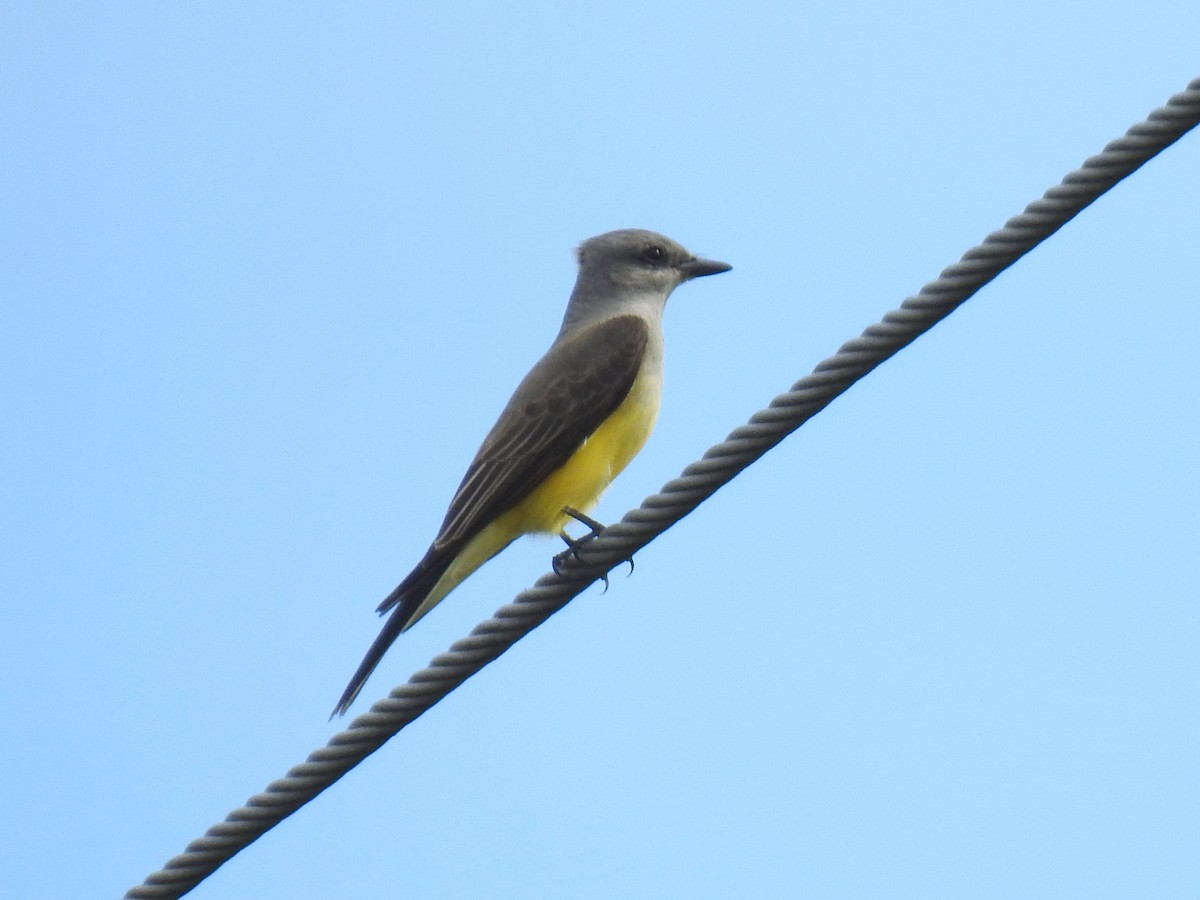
330 548 454 718
330 603 412 717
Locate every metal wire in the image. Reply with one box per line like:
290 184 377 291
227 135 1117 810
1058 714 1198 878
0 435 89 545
125 75 1200 899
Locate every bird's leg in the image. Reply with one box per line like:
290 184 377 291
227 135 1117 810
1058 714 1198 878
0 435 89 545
551 507 635 588
563 506 606 537
553 507 607 584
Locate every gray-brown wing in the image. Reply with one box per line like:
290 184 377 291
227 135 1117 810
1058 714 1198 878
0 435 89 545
344 315 648 714
433 313 649 551
367 314 647 626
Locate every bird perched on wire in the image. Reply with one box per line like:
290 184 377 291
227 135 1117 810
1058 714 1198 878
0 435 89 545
333 228 731 716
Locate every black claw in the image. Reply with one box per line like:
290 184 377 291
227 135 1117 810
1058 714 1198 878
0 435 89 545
554 506 635 588
554 527 592 572
555 506 606 578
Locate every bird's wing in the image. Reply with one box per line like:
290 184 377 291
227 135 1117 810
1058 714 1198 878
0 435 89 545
434 312 649 551
371 314 647 625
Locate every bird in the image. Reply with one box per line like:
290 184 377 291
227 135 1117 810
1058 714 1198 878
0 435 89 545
332 229 731 715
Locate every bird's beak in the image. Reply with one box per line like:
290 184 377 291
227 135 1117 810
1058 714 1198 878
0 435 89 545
680 256 732 279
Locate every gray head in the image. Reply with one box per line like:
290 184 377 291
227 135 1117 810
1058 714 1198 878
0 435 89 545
561 229 730 333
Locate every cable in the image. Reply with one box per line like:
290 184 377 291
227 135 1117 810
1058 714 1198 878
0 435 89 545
125 75 1200 899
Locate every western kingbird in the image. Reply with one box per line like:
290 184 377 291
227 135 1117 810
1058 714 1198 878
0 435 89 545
333 229 730 715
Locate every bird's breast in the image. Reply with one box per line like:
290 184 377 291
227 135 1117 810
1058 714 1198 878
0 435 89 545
510 363 661 535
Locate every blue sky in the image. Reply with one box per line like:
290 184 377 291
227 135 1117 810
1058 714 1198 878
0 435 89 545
4 4 1198 898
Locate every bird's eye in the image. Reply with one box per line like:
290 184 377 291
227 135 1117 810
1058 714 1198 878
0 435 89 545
641 245 666 264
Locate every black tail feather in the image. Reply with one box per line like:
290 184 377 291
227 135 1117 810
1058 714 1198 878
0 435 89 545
332 546 457 717
375 545 455 616
331 603 412 718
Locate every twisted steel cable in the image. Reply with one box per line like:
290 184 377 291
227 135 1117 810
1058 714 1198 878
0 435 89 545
126 75 1200 899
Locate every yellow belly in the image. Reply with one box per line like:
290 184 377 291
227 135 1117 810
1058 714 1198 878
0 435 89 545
401 370 660 630
512 371 660 535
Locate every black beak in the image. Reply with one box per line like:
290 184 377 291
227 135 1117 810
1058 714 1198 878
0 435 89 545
680 256 733 279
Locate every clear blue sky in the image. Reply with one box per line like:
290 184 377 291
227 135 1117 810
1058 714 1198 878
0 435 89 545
4 4 1198 898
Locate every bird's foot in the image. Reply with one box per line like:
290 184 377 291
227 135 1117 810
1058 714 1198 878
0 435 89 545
551 507 635 589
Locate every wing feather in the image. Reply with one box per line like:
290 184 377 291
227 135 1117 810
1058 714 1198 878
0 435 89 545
373 314 649 619
435 314 648 549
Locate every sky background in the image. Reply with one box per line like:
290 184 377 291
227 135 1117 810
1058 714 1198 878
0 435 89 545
4 4 1199 899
